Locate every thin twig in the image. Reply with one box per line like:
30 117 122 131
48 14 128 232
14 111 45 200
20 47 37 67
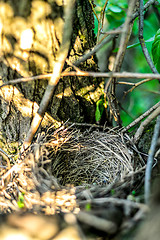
22 0 75 150
124 78 157 96
1 72 160 89
78 197 148 212
139 0 159 74
97 0 109 43
104 0 137 94
122 101 160 132
101 0 109 30
88 0 99 23
74 32 120 67
104 0 137 125
0 148 14 163
145 115 160 204
133 0 157 20
134 106 160 144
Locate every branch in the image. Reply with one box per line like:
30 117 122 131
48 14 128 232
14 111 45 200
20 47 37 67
97 0 109 43
22 0 75 150
133 106 160 144
104 0 137 93
139 0 159 74
104 0 138 125
78 197 148 212
74 30 121 67
122 101 160 132
124 78 157 96
145 115 160 204
1 71 160 88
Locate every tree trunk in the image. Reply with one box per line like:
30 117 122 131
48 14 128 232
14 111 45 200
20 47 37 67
0 0 103 150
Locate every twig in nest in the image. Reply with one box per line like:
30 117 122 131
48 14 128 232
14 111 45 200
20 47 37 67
145 115 160 204
22 0 75 151
76 210 117 234
78 197 149 217
0 148 13 186
0 148 14 163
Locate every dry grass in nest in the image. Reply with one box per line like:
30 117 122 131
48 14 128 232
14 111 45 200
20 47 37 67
0 124 146 214
31 125 145 187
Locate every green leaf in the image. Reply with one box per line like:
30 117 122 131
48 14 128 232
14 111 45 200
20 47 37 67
127 36 155 49
132 190 136 196
17 192 25 208
113 36 155 53
85 203 91 211
152 28 160 72
108 5 122 13
95 98 104 122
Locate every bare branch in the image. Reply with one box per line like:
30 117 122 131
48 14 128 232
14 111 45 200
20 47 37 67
134 106 160 144
104 0 137 93
1 71 160 89
104 0 139 125
139 0 158 74
145 115 160 204
97 0 109 43
122 101 160 132
124 78 157 96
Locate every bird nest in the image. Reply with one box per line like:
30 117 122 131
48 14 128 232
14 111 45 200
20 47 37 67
21 124 145 188
0 124 146 215
43 125 143 186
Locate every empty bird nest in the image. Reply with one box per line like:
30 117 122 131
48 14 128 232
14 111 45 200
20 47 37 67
0 124 147 215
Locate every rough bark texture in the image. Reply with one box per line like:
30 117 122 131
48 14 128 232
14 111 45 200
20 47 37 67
0 0 103 150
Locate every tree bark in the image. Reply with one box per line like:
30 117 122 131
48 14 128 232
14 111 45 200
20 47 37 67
0 0 103 150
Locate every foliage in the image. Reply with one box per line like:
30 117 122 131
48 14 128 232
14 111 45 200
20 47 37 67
17 192 25 208
95 94 107 122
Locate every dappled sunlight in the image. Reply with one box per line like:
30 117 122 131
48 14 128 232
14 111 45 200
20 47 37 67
56 87 73 99
31 0 52 20
0 83 59 127
20 29 34 51
0 1 58 77
0 1 63 136
0 2 13 19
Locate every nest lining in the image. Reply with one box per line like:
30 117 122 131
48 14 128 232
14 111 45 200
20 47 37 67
32 125 144 186
0 125 146 215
